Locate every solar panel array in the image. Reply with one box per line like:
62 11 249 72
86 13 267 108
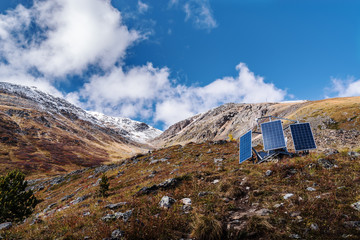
239 130 252 163
290 122 316 151
261 120 286 151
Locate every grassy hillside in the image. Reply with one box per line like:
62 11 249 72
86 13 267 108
1 141 360 239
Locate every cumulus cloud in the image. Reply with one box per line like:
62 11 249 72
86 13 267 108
154 63 286 127
0 0 140 88
78 63 171 118
76 61 286 128
326 77 360 97
170 0 217 30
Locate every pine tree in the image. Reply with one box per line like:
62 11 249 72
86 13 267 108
99 174 109 197
0 170 38 222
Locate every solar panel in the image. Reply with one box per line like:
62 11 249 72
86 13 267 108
261 120 286 151
290 123 317 151
239 130 252 163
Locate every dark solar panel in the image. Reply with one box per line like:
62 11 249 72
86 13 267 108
290 123 317 151
239 130 252 163
261 120 286 151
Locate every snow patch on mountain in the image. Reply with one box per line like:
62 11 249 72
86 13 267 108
87 111 162 144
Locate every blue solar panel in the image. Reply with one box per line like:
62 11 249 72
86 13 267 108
239 130 252 163
261 120 286 151
290 123 317 151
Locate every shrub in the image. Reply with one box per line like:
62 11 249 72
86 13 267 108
0 170 38 222
98 174 109 197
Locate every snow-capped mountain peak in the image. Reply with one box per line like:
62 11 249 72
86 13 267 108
87 111 162 144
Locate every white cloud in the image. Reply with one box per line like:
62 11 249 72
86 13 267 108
0 0 140 82
154 63 286 127
327 77 360 97
170 0 217 30
75 60 286 128
77 63 171 118
138 1 149 14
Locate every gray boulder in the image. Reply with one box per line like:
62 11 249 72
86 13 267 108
105 202 128 210
159 196 176 209
0 222 12 230
351 201 360 211
318 158 336 169
348 151 360 158
111 229 125 239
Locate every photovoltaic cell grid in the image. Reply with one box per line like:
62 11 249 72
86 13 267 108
261 120 286 151
290 123 317 151
239 130 252 163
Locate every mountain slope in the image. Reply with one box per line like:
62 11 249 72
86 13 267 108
0 82 161 177
2 140 360 239
152 97 360 151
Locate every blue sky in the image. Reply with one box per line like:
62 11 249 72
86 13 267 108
0 0 359 129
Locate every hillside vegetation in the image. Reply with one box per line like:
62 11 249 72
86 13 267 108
1 140 360 239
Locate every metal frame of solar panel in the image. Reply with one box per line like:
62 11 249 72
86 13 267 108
260 120 286 151
239 130 252 163
290 122 316 151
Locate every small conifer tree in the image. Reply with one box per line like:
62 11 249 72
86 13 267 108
99 174 109 197
0 170 38 222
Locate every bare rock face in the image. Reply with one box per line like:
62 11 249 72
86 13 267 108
152 97 360 151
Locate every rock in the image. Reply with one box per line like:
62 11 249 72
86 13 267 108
180 198 192 205
182 204 192 213
318 158 336 169
159 196 176 209
351 201 360 211
324 148 339 156
290 212 301 217
343 221 360 230
137 185 158 195
158 178 178 189
0 222 12 230
115 210 133 222
105 202 128 210
348 151 360 158
70 194 90 205
274 203 284 208
111 229 124 239
83 211 91 216
101 214 116 222
289 233 301 239
137 178 179 195
283 193 294 200
102 210 133 222
61 194 74 202
306 187 316 191
214 158 223 163
256 209 273 216
212 179 220 184
43 203 57 213
94 164 118 174
265 170 273 176
198 191 213 197
310 223 319 231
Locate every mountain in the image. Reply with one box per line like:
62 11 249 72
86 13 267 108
87 111 162 144
0 82 161 176
152 97 360 151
